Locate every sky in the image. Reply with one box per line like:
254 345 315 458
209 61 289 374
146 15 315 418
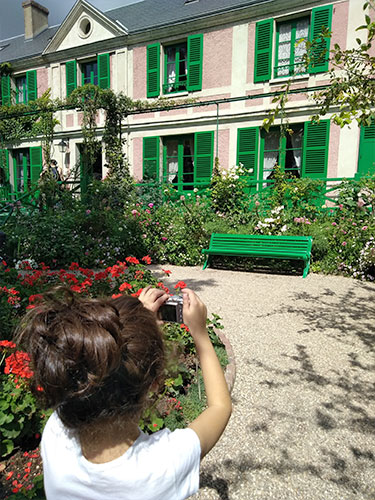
0 0 143 40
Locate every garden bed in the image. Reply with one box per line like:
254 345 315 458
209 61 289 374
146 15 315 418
0 258 234 499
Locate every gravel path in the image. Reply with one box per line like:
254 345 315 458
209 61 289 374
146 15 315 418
152 265 375 500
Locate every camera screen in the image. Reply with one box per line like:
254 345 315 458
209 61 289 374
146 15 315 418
160 304 178 322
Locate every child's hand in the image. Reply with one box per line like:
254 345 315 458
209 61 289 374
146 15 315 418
182 288 207 336
139 286 169 314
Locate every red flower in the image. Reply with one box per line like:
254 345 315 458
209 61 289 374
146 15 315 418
142 255 152 265
111 293 122 299
157 282 170 294
119 282 132 292
28 294 43 303
4 351 33 378
26 305 36 310
69 262 79 270
174 281 187 290
70 285 82 293
0 340 16 349
125 256 140 265
6 471 14 481
180 323 190 332
2 260 7 266
162 269 172 276
131 288 143 298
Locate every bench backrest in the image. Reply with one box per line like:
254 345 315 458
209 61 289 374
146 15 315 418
209 233 312 254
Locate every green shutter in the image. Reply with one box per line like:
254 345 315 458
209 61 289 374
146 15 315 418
254 19 273 83
30 146 43 188
66 60 77 97
237 127 259 178
187 34 203 91
143 137 160 180
98 53 110 89
26 70 37 102
357 121 375 177
302 120 330 178
147 44 160 98
0 149 9 183
1 75 11 106
194 131 214 185
309 5 332 74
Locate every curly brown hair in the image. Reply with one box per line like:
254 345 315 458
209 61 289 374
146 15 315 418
15 287 165 429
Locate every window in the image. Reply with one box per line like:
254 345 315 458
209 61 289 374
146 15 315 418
254 5 333 82
16 76 27 103
143 131 213 190
82 60 98 86
147 34 203 98
237 120 330 189
66 53 110 97
7 71 37 104
275 18 309 77
12 146 42 194
164 135 194 188
163 43 188 94
261 126 303 183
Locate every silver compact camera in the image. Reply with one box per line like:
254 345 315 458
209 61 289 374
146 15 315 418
160 295 183 323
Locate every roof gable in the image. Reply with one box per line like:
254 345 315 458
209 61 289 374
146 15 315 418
43 0 127 55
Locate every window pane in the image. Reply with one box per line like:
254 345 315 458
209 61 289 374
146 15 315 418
182 137 194 189
82 61 98 85
16 77 26 103
165 139 179 183
263 131 280 181
279 22 292 42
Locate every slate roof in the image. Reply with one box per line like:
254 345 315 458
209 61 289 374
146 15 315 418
0 0 270 64
105 0 272 33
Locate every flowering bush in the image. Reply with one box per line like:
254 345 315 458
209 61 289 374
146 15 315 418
254 205 289 235
0 341 47 459
209 163 252 223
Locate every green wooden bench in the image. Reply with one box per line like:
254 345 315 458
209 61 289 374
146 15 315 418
202 234 313 278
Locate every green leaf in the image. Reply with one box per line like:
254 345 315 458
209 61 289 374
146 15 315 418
0 439 14 457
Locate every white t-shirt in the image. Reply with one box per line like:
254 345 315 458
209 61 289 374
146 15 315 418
41 412 201 500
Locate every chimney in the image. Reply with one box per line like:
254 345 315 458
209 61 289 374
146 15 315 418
22 0 49 40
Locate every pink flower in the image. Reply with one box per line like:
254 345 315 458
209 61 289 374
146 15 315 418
131 209 139 216
148 203 154 208
255 201 260 207
342 241 347 246
339 204 343 210
332 222 337 226
362 226 368 230
86 209 91 215
357 198 365 208
161 237 168 241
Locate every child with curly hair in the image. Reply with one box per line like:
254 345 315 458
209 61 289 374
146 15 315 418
15 285 232 499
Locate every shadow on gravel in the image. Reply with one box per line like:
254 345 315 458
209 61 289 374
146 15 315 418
235 285 375 497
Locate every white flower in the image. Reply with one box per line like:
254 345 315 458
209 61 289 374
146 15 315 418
281 225 287 232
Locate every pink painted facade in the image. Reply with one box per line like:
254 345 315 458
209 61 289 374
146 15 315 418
330 2 349 56
247 23 256 85
327 122 340 178
202 27 233 89
215 129 230 170
36 68 48 98
66 114 74 127
132 45 147 99
131 137 143 180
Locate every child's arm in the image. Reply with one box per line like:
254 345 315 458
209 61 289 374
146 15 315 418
182 288 232 459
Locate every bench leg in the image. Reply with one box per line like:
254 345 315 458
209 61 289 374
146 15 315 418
202 255 210 270
303 258 311 278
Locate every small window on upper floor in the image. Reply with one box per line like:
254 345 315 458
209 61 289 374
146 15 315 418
65 53 110 97
81 60 98 86
163 42 188 94
275 17 309 78
254 4 333 83
147 34 203 98
15 76 27 103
